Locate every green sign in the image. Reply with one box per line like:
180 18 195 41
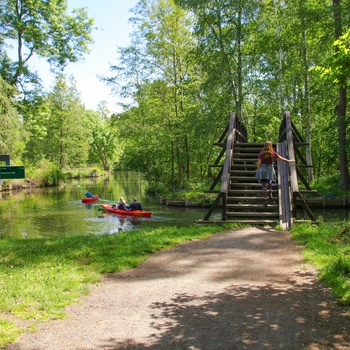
0 166 25 179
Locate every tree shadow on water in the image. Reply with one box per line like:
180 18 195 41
100 271 350 350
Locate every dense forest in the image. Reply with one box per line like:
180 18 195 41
1 0 350 193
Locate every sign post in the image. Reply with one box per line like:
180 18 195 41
0 166 25 179
0 156 25 186
0 155 10 166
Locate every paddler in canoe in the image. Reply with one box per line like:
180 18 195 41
112 197 143 211
84 189 95 198
112 197 128 210
127 198 143 211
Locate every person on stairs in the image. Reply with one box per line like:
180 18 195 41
256 141 295 200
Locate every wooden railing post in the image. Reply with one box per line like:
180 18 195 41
281 111 316 223
277 142 292 229
284 111 299 194
220 112 237 220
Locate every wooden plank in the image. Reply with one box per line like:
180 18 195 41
277 142 292 229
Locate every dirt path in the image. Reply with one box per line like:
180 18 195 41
6 227 350 350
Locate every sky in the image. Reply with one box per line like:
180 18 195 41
31 0 139 114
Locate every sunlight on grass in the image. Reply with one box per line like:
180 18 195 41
291 222 350 306
0 224 231 347
1 220 349 347
0 319 22 345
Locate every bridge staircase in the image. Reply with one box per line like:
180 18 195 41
200 112 317 229
228 143 280 224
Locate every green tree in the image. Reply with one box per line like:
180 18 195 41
108 0 205 189
332 0 350 188
85 109 121 171
311 1 350 187
21 96 51 164
45 75 89 168
176 0 259 119
0 0 94 89
0 77 25 159
104 38 155 181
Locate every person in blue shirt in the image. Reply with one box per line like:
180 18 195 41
128 198 143 211
84 190 94 198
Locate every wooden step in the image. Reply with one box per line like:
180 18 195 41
227 206 279 212
230 176 259 182
230 184 278 190
226 211 279 217
231 169 257 174
229 189 277 194
227 196 278 202
234 143 275 147
231 164 257 169
233 152 258 157
202 139 316 225
198 219 278 225
227 203 278 209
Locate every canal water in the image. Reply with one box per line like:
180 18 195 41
0 172 348 239
0 172 207 239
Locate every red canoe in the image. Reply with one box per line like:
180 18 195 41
101 204 152 217
82 195 99 203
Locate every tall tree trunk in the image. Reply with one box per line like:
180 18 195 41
171 139 175 191
333 0 350 188
236 0 243 117
300 0 314 181
273 0 284 114
336 86 349 188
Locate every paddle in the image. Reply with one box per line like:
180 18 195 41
77 185 120 204
77 184 101 201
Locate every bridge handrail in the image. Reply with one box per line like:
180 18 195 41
280 111 316 223
203 112 247 221
277 142 293 229
283 111 299 193
220 112 247 220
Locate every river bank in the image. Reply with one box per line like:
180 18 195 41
161 195 350 208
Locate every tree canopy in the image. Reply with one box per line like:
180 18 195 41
0 0 94 90
1 0 350 190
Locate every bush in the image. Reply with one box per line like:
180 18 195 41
145 181 169 196
311 174 350 197
28 160 66 186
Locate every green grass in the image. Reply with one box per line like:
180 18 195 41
2 221 350 347
310 174 350 197
291 222 350 305
0 319 22 346
161 185 217 205
0 224 234 347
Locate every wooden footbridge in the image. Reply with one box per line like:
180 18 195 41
199 111 317 229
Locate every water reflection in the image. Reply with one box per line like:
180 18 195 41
303 207 350 222
2 172 348 239
0 172 205 239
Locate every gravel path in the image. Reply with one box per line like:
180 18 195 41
6 227 350 350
